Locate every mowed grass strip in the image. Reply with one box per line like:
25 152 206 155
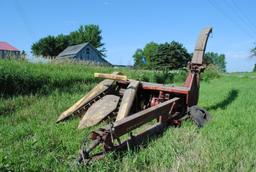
1 60 256 171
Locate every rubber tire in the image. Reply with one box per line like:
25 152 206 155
189 106 211 128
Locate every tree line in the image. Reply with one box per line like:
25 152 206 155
31 24 227 72
31 25 105 58
251 46 256 72
133 41 226 72
251 46 256 57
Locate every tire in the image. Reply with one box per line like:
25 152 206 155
188 106 211 127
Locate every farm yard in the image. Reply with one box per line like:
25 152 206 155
1 59 256 171
2 0 256 171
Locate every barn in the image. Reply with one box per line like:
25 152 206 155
57 42 111 66
0 42 20 59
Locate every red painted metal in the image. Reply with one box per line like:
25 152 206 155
77 27 213 164
150 91 167 107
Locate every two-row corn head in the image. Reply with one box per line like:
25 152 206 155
57 27 212 164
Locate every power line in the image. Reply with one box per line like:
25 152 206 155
207 0 256 40
224 0 256 36
230 0 256 33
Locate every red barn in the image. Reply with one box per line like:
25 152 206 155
0 42 20 59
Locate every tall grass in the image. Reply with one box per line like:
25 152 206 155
1 59 256 171
0 60 188 97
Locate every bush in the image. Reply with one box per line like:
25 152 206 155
173 69 187 83
152 70 174 84
128 71 151 82
201 64 220 81
133 69 188 85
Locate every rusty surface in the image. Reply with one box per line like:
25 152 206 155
56 79 114 122
57 28 213 164
112 97 179 138
114 80 190 94
78 95 120 129
116 80 140 121
78 98 179 163
141 82 189 94
78 122 168 165
191 27 212 64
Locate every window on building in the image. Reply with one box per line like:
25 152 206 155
86 48 90 54
86 48 90 60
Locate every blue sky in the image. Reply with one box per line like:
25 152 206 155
1 0 256 72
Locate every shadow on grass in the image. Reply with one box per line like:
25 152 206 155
105 124 168 162
0 78 98 115
0 105 18 116
81 124 169 170
206 89 239 110
0 96 38 116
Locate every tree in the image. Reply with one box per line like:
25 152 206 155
143 42 159 68
133 49 145 68
132 42 158 68
203 53 214 65
251 46 256 57
31 40 41 57
250 45 255 72
69 25 105 54
31 24 105 58
55 34 70 55
151 41 191 70
204 52 226 72
31 35 58 57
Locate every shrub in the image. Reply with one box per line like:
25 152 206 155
201 64 220 81
173 69 187 83
134 72 150 82
152 70 174 84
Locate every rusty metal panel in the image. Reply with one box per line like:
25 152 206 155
191 27 212 64
141 82 189 94
116 80 140 121
56 79 114 122
78 95 120 129
113 97 180 138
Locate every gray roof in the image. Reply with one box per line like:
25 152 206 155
58 42 89 57
57 42 112 66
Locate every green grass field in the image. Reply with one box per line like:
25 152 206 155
1 60 256 171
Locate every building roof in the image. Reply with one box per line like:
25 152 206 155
57 42 112 65
58 42 89 57
0 42 20 51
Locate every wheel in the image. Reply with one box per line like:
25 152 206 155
188 106 211 127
